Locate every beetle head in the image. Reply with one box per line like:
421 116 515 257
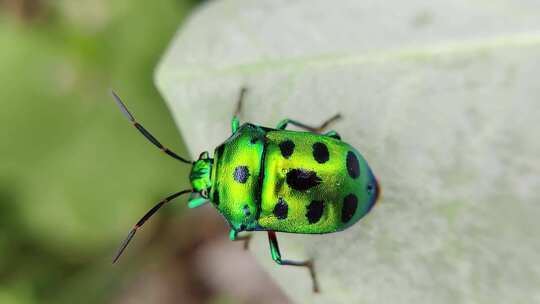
190 151 212 195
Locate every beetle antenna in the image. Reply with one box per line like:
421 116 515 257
112 189 193 263
111 90 193 165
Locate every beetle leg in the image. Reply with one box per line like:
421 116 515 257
231 116 240 133
234 87 248 117
276 113 341 133
267 231 320 293
229 229 253 250
231 87 248 133
187 197 207 208
323 130 341 140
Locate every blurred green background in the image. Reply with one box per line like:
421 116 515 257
4 1 536 303
0 1 218 303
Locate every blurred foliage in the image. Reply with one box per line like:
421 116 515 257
0 0 200 303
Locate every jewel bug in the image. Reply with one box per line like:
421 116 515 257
111 88 380 292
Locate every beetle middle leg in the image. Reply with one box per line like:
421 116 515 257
229 229 253 250
231 87 248 133
276 113 341 133
267 231 320 293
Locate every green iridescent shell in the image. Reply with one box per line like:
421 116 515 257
209 123 379 234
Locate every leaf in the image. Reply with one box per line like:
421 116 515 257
155 1 540 303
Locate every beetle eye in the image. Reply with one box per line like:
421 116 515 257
200 189 208 198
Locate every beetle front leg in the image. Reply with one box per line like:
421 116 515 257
231 116 240 133
229 229 252 250
267 231 320 293
187 196 207 209
276 113 341 133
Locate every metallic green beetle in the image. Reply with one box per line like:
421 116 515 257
111 89 380 292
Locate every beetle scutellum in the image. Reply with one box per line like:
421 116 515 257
111 89 380 292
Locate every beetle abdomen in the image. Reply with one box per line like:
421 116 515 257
258 130 379 234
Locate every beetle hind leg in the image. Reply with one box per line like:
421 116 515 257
267 231 320 293
229 229 253 250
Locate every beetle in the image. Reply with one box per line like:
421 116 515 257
111 88 380 292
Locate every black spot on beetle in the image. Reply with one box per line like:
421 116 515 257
233 166 250 183
279 140 295 159
215 144 225 158
306 200 324 224
250 137 258 144
367 178 381 213
286 169 321 191
273 198 288 220
243 204 251 217
312 142 329 163
212 189 220 206
346 151 360 179
342 194 358 223
367 183 374 194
